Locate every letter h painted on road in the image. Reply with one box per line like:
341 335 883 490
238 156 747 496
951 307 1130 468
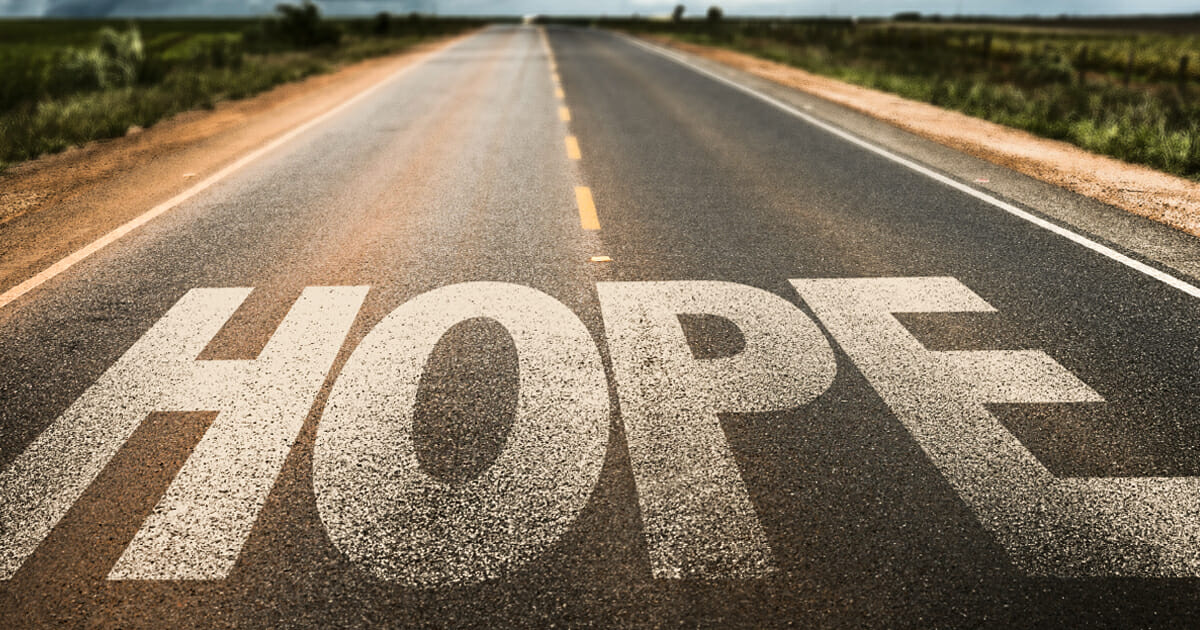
0 287 366 580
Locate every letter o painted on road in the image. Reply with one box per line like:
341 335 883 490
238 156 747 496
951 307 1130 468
314 282 609 586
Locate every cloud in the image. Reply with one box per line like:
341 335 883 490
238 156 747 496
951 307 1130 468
0 0 48 15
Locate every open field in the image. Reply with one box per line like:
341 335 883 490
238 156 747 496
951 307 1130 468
0 9 487 171
580 16 1200 180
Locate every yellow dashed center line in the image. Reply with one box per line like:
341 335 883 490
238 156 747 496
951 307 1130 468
565 135 581 160
575 187 601 231
541 26 602 233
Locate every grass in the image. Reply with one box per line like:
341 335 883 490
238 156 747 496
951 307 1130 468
592 17 1200 180
0 8 487 171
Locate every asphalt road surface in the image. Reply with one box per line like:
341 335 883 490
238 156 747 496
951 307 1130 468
3 24 1200 628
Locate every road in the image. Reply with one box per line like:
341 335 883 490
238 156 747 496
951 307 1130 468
3 24 1200 627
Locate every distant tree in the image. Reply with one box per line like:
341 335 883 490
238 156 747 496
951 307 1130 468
706 5 722 22
274 1 341 48
671 4 685 22
406 11 425 35
373 11 391 36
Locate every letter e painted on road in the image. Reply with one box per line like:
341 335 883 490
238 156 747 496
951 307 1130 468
794 276 1200 577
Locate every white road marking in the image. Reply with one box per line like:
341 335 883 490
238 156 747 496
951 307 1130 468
795 277 1200 576
597 281 836 578
109 286 366 580
623 35 1200 301
0 34 472 313
0 287 365 580
10 276 1192 579
314 282 608 586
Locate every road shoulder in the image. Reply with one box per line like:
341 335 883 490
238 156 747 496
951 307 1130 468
0 32 473 294
628 32 1200 282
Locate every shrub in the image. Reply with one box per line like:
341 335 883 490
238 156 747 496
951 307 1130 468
624 19 1200 179
42 26 145 95
55 48 108 91
1018 49 1077 84
98 26 144 85
159 33 245 70
0 17 482 171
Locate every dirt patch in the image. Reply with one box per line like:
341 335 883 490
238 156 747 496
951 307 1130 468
648 36 1200 239
0 33 474 229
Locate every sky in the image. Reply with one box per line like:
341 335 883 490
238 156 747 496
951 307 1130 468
0 0 1194 18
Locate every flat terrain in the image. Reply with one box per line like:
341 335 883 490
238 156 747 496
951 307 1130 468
611 18 1200 181
2 25 1200 628
647 35 1200 238
0 15 482 170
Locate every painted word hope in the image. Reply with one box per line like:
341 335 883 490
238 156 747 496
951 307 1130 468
3 278 1200 584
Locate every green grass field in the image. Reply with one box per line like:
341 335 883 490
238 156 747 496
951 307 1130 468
0 7 486 171
597 17 1200 180
6 12 1197 181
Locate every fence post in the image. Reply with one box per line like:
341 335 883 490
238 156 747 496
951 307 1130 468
1180 54 1191 88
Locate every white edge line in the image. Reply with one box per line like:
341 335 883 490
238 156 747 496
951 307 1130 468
620 33 1200 301
0 33 474 312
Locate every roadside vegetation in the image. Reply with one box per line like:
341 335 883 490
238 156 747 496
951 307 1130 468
591 13 1200 180
0 3 485 171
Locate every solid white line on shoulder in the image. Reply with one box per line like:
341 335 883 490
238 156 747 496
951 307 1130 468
622 34 1200 300
0 32 477 313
